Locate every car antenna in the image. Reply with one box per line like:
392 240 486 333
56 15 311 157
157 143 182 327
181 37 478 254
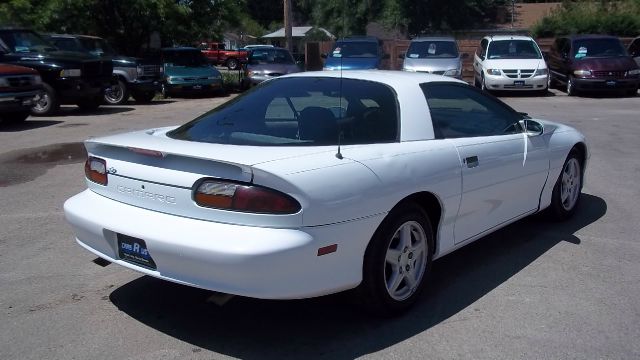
335 0 346 160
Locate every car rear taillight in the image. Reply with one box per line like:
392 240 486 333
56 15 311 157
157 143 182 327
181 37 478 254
194 179 301 214
85 156 108 185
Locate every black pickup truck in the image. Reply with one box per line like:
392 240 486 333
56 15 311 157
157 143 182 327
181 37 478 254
46 34 161 105
0 28 113 116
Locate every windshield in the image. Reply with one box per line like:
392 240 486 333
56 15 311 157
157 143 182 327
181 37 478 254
162 50 208 66
487 40 541 59
249 49 295 65
406 41 459 59
0 30 56 53
168 77 399 146
572 38 628 59
330 41 378 58
79 38 116 56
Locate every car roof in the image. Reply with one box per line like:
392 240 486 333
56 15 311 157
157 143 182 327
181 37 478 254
281 70 466 88
411 36 456 42
566 34 620 41
485 35 534 41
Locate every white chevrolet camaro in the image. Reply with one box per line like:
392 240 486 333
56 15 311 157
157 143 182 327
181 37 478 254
64 71 587 315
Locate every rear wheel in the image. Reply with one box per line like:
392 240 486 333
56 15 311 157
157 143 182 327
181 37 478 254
359 202 433 316
132 91 156 103
1 111 29 124
31 83 59 116
566 76 577 96
547 150 583 220
104 79 129 105
226 58 239 70
76 96 102 112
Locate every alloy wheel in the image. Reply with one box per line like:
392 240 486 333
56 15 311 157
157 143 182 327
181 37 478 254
383 220 428 301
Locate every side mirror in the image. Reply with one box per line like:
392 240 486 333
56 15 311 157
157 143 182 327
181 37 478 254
398 52 405 59
321 53 327 59
461 52 469 59
520 119 544 136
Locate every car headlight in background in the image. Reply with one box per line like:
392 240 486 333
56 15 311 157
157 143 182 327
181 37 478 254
573 69 591 77
487 69 501 76
136 66 144 76
444 69 461 77
403 67 416 72
628 69 640 76
0 77 9 87
535 68 548 76
60 69 82 77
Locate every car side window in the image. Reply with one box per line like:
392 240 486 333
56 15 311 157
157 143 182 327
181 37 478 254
421 82 522 139
53 38 79 52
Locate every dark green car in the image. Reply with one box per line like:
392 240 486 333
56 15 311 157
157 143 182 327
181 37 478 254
161 48 223 98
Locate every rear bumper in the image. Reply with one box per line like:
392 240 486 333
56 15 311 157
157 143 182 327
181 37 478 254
64 190 381 299
573 77 639 91
485 74 548 91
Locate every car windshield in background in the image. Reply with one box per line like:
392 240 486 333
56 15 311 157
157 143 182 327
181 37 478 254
168 77 399 146
163 50 208 66
0 30 56 53
249 49 295 65
487 40 541 59
79 38 116 56
330 42 378 58
406 41 459 59
572 39 628 59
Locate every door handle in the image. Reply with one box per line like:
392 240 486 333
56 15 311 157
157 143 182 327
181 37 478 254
464 156 479 168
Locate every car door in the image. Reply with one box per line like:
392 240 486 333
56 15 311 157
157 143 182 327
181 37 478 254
421 82 549 244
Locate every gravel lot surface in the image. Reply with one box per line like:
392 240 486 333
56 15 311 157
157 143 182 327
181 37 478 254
1 88 639 359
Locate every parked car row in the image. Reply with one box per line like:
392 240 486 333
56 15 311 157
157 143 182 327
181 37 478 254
316 34 640 98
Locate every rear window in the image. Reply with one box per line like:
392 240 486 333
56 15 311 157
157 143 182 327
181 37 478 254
249 48 295 65
330 42 378 58
487 40 541 59
168 77 399 146
406 41 459 59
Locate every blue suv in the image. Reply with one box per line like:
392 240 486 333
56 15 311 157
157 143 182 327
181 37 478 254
323 37 385 70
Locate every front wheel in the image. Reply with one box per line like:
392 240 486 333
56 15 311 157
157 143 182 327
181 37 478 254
104 79 129 105
359 203 433 316
566 76 577 96
547 150 583 220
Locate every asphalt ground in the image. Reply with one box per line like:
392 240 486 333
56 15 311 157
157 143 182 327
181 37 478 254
1 88 639 359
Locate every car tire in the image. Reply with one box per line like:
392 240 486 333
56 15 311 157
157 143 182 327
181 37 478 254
481 74 488 92
359 202 434 316
1 111 29 124
566 76 577 96
161 83 170 99
132 91 156 103
76 96 102 112
626 88 637 97
31 82 59 117
547 150 583 220
104 79 129 105
226 58 239 70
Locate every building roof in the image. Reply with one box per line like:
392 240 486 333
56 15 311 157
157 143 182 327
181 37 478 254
262 26 334 39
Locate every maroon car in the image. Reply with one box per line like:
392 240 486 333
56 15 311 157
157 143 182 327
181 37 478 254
0 63 43 124
547 35 640 96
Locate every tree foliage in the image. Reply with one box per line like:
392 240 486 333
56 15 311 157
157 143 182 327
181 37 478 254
532 0 640 37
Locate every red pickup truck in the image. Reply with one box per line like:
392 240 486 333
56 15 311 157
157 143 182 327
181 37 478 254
198 42 248 70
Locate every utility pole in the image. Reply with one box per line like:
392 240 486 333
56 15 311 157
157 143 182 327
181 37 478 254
284 0 293 52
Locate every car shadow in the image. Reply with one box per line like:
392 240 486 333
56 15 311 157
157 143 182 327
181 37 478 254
109 193 606 359
495 90 556 98
57 106 135 116
0 120 63 131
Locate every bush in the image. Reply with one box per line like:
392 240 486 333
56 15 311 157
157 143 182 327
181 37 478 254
531 0 640 38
